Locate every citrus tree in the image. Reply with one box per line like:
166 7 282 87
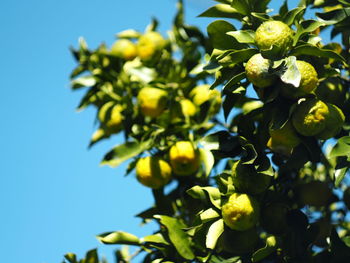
65 0 350 262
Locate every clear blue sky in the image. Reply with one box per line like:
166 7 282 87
0 0 307 262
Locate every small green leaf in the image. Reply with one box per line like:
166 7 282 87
71 75 96 90
116 29 141 39
199 208 221 223
187 186 222 209
218 48 257 66
154 215 195 260
252 236 277 262
101 140 150 167
335 167 349 187
199 148 215 177
226 30 255 44
294 20 325 45
97 231 140 245
329 136 350 158
316 7 350 25
199 4 244 19
207 20 238 50
64 253 77 263
230 0 250 15
206 219 224 249
290 44 346 63
141 233 170 246
85 249 99 263
282 7 305 26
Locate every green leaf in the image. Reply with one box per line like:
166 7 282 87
294 20 325 45
199 208 221 223
101 140 150 167
230 0 250 15
218 48 257 66
154 215 195 260
226 30 255 44
64 253 78 263
199 4 244 19
116 29 141 39
85 249 99 263
239 137 258 164
329 136 350 158
199 148 215 177
97 231 141 245
187 186 222 209
71 75 96 90
316 7 350 25
335 166 349 187
252 236 277 262
206 219 224 249
141 233 170 246
207 20 238 50
282 7 305 26
290 44 346 63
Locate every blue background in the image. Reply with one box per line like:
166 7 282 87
0 0 301 262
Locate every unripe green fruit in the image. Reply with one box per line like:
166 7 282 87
261 203 289 235
245 53 276 88
110 39 137 60
231 161 271 195
255 21 294 52
219 227 259 254
297 181 332 207
169 141 200 176
316 103 345 140
267 120 300 155
222 193 260 231
136 156 172 189
292 99 329 137
280 60 318 99
137 87 167 117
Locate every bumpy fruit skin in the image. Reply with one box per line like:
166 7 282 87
292 99 344 139
255 21 294 51
110 39 137 61
169 141 200 176
316 103 345 140
137 87 167 117
222 193 260 231
137 32 165 60
189 85 222 114
231 161 271 195
280 60 319 99
135 156 172 189
261 203 289 235
316 77 345 106
292 99 330 136
219 227 259 254
98 102 124 132
245 53 276 88
297 181 332 207
267 120 300 155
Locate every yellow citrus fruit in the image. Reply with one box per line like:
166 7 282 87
267 120 301 155
137 87 167 117
261 202 289 235
315 77 345 107
137 31 165 60
169 141 200 176
280 60 318 99
135 156 172 189
222 193 260 231
110 39 137 61
255 21 294 52
189 85 222 114
219 227 259 254
297 181 332 207
292 99 330 136
316 103 345 140
98 102 123 132
231 160 271 195
179 99 196 117
245 53 276 88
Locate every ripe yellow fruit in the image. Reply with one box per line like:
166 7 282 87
169 141 200 176
267 120 301 155
179 99 197 117
110 39 137 61
137 32 165 60
222 193 260 231
261 203 289 235
297 181 332 207
255 21 294 51
219 227 259 254
98 102 124 132
135 156 172 189
280 60 318 99
189 85 222 114
231 160 271 195
245 53 276 88
137 87 167 117
292 99 344 139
